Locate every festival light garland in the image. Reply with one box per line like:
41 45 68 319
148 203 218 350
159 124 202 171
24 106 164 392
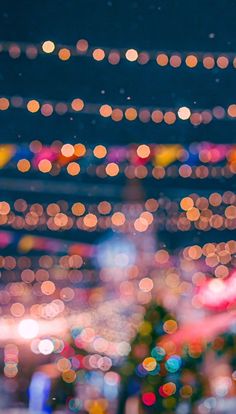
1 94 236 125
0 194 235 233
1 191 235 217
6 163 236 180
1 142 236 179
2 39 236 71
2 141 236 165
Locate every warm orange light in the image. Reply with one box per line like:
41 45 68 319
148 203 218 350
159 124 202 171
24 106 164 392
186 207 200 221
180 197 194 211
111 212 125 226
203 56 215 69
74 143 86 157
215 265 229 278
137 144 150 158
42 41 55 53
190 113 202 125
163 319 178 334
209 193 222 206
98 201 111 214
57 357 72 372
145 198 159 212
38 159 52 173
71 98 84 111
105 162 119 176
188 245 202 260
0 201 10 215
112 108 123 121
72 202 85 216
17 159 31 173
27 99 40 113
185 55 198 68
152 166 165 179
61 143 74 157
125 107 137 121
139 277 153 292
155 249 169 264
170 55 182 67
217 56 229 69
125 49 138 61
0 98 10 110
151 110 163 123
140 211 153 224
47 203 60 216
134 217 148 232
83 213 97 228
179 165 192 177
162 382 176 396
156 53 169 66
10 303 25 317
58 48 71 61
41 281 56 295
67 162 80 176
178 106 191 120
164 111 176 124
225 205 236 219
99 104 112 117
92 48 105 61
54 213 68 227
142 357 157 371
93 145 107 158
62 370 76 383
228 104 236 117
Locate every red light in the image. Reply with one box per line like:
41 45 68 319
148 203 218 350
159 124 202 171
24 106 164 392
142 392 156 406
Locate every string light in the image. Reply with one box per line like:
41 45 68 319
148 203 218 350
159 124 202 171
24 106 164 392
42 40 55 53
177 106 191 120
0 141 236 180
0 93 236 124
2 39 236 70
0 190 234 234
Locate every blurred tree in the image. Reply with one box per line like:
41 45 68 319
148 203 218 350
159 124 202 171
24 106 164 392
118 302 205 414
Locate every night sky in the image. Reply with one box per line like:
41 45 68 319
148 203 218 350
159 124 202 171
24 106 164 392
0 1 236 144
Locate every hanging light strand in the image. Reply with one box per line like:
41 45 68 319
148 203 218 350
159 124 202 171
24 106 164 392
1 94 236 125
2 39 236 70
